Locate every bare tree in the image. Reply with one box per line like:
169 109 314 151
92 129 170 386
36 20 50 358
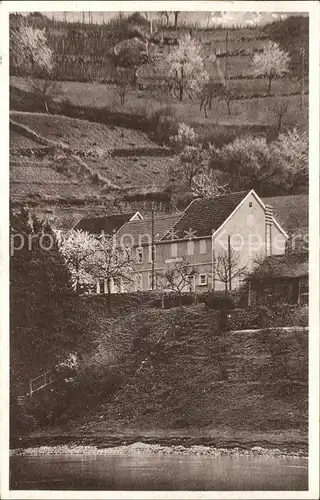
274 99 289 133
115 67 135 106
215 249 247 294
29 79 62 114
157 258 197 305
300 47 306 110
199 80 224 118
173 11 180 28
178 145 209 190
158 11 171 26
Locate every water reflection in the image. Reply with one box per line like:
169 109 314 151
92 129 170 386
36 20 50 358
10 453 308 491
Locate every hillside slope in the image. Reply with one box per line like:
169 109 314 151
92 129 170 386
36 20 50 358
42 304 308 440
10 112 175 207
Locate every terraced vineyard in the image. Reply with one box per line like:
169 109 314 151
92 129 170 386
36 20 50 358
11 112 159 150
10 113 175 208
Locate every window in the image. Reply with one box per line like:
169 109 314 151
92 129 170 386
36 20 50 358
171 242 178 258
98 279 105 294
198 274 207 286
148 245 156 264
187 241 194 256
199 240 207 254
249 201 252 208
137 247 143 264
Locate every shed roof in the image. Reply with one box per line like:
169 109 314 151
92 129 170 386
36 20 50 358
251 252 308 280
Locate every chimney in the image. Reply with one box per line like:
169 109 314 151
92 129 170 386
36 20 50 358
265 204 273 256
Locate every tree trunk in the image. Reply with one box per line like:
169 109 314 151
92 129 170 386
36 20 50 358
226 99 231 116
174 12 179 28
44 100 50 114
106 278 112 313
267 76 272 94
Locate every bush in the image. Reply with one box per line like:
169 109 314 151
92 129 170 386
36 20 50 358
228 304 309 330
289 306 308 327
228 307 261 330
200 291 235 311
149 105 180 145
147 292 195 309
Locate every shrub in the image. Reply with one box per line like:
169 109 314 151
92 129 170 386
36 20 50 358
228 307 260 330
228 304 309 330
149 105 180 145
200 291 235 311
288 306 308 327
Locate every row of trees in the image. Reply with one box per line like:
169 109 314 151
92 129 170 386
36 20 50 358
10 17 294 105
169 123 308 198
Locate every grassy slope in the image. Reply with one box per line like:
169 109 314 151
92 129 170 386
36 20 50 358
11 76 308 132
42 303 307 445
10 112 174 203
10 111 159 150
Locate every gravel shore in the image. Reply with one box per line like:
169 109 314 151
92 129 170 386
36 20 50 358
10 442 307 458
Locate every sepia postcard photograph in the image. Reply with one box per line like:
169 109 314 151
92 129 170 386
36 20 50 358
0 1 319 498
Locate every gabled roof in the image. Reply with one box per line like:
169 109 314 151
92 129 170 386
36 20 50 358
74 212 141 235
262 194 308 235
251 252 308 279
116 213 181 247
161 191 248 241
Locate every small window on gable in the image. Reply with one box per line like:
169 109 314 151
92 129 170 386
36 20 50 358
171 243 178 258
249 201 252 207
137 247 143 264
199 240 207 254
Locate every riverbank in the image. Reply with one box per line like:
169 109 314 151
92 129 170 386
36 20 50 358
11 428 308 457
10 441 307 458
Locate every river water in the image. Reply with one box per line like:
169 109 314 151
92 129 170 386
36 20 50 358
10 452 308 491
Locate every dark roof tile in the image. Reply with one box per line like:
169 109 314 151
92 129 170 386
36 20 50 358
74 212 138 235
117 213 181 247
162 191 247 240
